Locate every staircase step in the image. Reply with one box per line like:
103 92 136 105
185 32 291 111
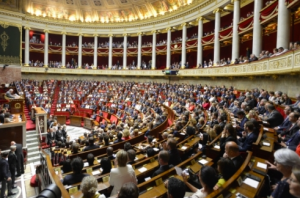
27 142 39 147
27 155 41 163
27 137 39 143
27 150 40 157
26 133 39 138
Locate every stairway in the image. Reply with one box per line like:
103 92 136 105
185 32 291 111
26 130 41 164
24 105 36 131
50 85 60 115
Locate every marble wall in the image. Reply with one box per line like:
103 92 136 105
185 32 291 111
21 73 300 97
0 66 22 84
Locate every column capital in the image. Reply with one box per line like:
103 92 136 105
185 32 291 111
24 26 31 30
77 33 83 36
231 0 240 3
43 29 49 33
108 34 113 37
213 8 223 14
137 32 143 36
123 33 128 36
166 27 171 31
61 31 67 35
151 30 157 34
181 23 187 27
196 17 204 21
93 34 98 37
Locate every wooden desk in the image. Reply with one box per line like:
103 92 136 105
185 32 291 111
0 113 26 150
84 117 93 130
56 115 66 125
70 115 82 127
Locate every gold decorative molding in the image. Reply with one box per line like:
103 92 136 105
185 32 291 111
151 30 157 34
123 33 128 36
43 29 49 33
137 32 143 36
166 27 171 31
93 34 98 37
24 26 31 30
108 34 113 37
213 8 223 14
61 31 67 35
196 17 204 21
181 23 187 27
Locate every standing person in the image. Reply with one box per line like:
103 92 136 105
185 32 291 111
8 146 17 188
11 141 24 176
109 150 137 196
0 152 15 197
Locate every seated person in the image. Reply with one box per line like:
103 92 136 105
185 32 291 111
238 121 258 152
181 166 218 198
165 177 186 198
127 149 136 165
100 157 112 175
87 153 95 166
83 137 99 151
167 138 182 166
80 176 106 198
214 158 235 190
223 141 244 172
62 157 89 185
61 159 72 174
107 147 115 161
117 182 139 198
152 150 173 177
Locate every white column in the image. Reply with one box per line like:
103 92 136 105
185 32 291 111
166 27 171 69
123 34 127 69
137 33 142 69
24 27 30 66
93 35 98 69
232 0 240 62
108 34 113 69
197 18 203 67
152 31 156 69
276 0 290 49
213 8 222 65
78 34 82 68
44 30 49 67
181 23 187 69
252 0 263 57
61 33 66 68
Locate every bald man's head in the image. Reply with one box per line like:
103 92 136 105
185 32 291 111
225 141 240 158
11 141 16 145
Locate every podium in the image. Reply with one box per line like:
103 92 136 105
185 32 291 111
34 107 47 133
9 99 24 114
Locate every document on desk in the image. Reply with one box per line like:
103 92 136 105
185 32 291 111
263 127 269 131
153 148 159 152
138 167 147 173
92 170 100 175
181 146 188 150
214 145 220 149
84 162 89 167
257 162 267 169
243 178 259 188
262 142 270 146
199 159 208 165
175 166 183 176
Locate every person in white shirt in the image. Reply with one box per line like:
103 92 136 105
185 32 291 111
109 150 137 196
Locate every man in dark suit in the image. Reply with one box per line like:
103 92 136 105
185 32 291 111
8 146 18 187
11 141 24 176
62 157 89 185
0 110 5 123
279 113 300 142
47 128 56 146
167 138 182 166
56 126 65 143
224 141 244 172
83 137 99 151
152 150 173 177
1 152 15 197
236 111 248 136
262 104 284 128
275 105 292 134
238 121 258 152
106 147 115 161
127 149 136 165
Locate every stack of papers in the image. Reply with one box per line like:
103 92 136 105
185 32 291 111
257 162 267 169
243 178 259 188
84 162 89 167
214 145 220 149
181 146 188 150
138 167 147 173
92 170 100 175
199 159 208 165
174 166 182 176
153 148 159 152
262 142 270 146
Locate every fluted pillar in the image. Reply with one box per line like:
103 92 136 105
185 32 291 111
213 8 222 65
197 17 203 67
61 32 66 68
123 34 127 69
137 33 142 69
181 23 187 69
108 34 113 69
24 27 30 66
44 30 49 67
166 27 171 69
93 35 98 69
152 30 156 69
252 0 263 56
276 0 290 49
232 0 240 62
78 34 82 68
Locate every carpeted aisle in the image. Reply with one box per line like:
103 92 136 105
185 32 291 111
24 105 35 131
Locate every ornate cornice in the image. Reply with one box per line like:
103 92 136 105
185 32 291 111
213 8 224 14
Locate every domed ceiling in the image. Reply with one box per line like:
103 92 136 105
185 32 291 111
24 0 193 23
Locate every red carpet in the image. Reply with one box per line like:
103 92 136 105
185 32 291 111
24 105 35 131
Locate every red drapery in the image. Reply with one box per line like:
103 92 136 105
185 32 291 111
141 47 152 53
82 48 94 53
260 1 278 22
171 43 182 50
186 39 197 48
219 27 233 40
98 49 109 53
127 48 138 53
66 47 78 53
112 48 123 53
49 46 62 52
156 46 167 52
202 34 214 44
238 16 253 32
30 44 44 51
